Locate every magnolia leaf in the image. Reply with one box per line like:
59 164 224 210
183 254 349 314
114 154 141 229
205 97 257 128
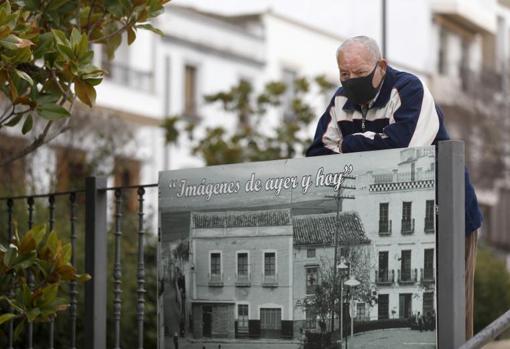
0 313 16 326
4 113 23 127
136 23 163 36
21 114 33 134
74 79 96 107
127 26 136 45
37 103 70 120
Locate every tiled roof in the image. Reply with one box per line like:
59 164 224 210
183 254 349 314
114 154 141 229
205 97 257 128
293 212 370 246
192 209 291 228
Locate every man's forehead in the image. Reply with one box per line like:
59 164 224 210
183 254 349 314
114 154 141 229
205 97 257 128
338 44 374 69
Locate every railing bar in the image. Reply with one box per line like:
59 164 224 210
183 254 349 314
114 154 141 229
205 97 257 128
136 187 146 349
48 195 55 349
6 199 14 349
113 189 123 349
27 197 35 349
0 190 85 201
103 184 158 191
69 193 78 349
459 309 510 349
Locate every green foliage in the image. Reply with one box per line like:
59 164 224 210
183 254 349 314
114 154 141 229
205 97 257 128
0 0 170 161
474 245 510 336
0 225 90 338
163 75 335 165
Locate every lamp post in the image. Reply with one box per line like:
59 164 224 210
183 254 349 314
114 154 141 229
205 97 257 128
344 276 360 349
336 260 348 346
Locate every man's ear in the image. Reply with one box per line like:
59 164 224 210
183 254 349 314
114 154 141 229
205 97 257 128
379 59 388 74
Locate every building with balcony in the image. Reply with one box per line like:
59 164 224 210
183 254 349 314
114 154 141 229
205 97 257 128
355 148 437 321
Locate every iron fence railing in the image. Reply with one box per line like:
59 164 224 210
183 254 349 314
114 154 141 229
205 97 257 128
0 177 158 349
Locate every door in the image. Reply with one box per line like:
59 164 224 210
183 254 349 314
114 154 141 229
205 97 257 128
399 294 412 319
202 305 212 337
260 308 281 338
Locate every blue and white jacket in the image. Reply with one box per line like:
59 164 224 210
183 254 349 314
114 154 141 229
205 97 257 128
306 66 482 235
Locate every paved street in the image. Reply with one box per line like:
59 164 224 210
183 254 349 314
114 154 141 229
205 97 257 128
343 328 436 349
165 328 436 349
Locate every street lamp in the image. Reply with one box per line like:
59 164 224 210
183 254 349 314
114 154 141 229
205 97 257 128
336 260 348 345
344 276 360 349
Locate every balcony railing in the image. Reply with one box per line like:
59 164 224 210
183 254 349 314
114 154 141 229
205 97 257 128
398 268 418 285
208 272 224 287
375 269 395 286
401 218 415 235
235 271 251 287
262 272 278 287
379 219 392 236
103 62 154 93
421 268 435 285
425 217 435 234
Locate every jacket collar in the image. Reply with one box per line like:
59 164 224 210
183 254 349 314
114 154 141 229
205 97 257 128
341 65 397 112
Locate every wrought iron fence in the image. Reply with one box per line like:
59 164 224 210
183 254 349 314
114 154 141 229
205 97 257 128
0 177 158 349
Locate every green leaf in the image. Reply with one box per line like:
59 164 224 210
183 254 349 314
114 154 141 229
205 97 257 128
135 23 163 36
21 114 33 134
51 29 69 47
4 113 23 127
14 69 34 86
12 251 36 270
127 26 136 45
37 104 70 121
0 313 16 326
26 307 41 322
70 28 81 48
3 244 18 267
74 79 96 107
45 231 58 253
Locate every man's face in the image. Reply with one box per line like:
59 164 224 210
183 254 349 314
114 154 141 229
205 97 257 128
337 43 386 88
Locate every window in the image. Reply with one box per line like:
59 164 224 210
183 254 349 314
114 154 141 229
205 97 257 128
411 163 416 181
401 250 412 281
264 252 276 276
238 304 249 335
0 135 26 195
378 294 389 320
425 200 434 232
237 252 248 276
424 249 434 281
438 27 448 75
379 203 389 234
399 293 412 319
423 292 435 316
260 308 282 331
307 248 316 258
305 267 318 295
56 148 88 192
305 310 316 329
282 68 297 120
184 64 198 117
210 253 221 275
378 251 389 282
114 157 141 212
357 303 367 320
402 202 412 222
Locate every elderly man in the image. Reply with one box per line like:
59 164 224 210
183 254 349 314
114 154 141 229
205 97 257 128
306 36 482 338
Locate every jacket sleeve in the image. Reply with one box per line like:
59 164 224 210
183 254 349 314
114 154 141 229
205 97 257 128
341 78 440 153
305 96 342 157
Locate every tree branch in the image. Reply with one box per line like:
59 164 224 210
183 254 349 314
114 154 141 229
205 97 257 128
90 20 131 43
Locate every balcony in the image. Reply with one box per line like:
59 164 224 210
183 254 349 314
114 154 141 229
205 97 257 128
235 271 251 287
208 272 224 287
262 272 278 288
379 220 392 236
103 62 154 93
401 219 415 235
431 0 496 34
398 268 418 285
375 270 395 286
425 217 435 234
421 268 436 286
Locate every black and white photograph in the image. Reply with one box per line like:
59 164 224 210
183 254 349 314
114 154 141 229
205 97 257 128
159 146 437 349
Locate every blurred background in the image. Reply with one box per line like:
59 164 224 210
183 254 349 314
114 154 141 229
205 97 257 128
2 0 510 347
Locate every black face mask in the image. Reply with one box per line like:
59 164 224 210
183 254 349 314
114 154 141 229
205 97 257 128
341 64 383 106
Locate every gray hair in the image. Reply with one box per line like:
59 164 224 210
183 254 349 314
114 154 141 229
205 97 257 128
336 36 382 64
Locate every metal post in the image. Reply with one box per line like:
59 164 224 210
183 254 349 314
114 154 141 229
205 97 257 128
69 193 78 349
48 195 55 349
137 187 146 349
382 0 387 58
340 279 343 345
437 141 465 348
84 176 108 349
